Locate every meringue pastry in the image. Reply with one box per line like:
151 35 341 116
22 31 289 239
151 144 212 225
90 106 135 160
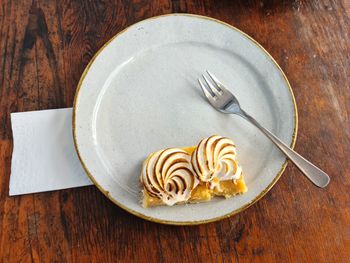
140 148 198 207
141 135 247 207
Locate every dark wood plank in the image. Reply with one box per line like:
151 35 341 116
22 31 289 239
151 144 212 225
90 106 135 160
0 0 349 262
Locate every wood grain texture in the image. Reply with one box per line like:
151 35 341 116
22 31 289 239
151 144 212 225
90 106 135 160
1 0 349 262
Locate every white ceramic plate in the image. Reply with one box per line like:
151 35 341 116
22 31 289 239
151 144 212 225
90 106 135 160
73 14 297 225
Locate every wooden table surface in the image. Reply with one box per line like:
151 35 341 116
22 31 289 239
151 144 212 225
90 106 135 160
1 0 349 262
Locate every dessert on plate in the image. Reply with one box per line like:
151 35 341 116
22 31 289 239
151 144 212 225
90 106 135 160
140 135 247 207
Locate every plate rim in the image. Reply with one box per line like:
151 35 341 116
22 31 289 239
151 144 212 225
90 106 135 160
72 13 298 225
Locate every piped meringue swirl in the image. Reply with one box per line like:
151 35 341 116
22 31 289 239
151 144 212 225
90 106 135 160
191 135 242 185
141 148 198 206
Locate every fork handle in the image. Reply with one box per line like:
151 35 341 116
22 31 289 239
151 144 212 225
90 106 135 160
239 110 330 188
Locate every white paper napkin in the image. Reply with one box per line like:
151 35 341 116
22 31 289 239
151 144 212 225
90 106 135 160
10 108 92 196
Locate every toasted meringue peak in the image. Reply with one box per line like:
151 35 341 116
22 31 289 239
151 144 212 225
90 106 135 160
191 135 242 183
141 148 198 206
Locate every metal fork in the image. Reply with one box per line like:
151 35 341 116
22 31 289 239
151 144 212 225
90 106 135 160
198 71 330 188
